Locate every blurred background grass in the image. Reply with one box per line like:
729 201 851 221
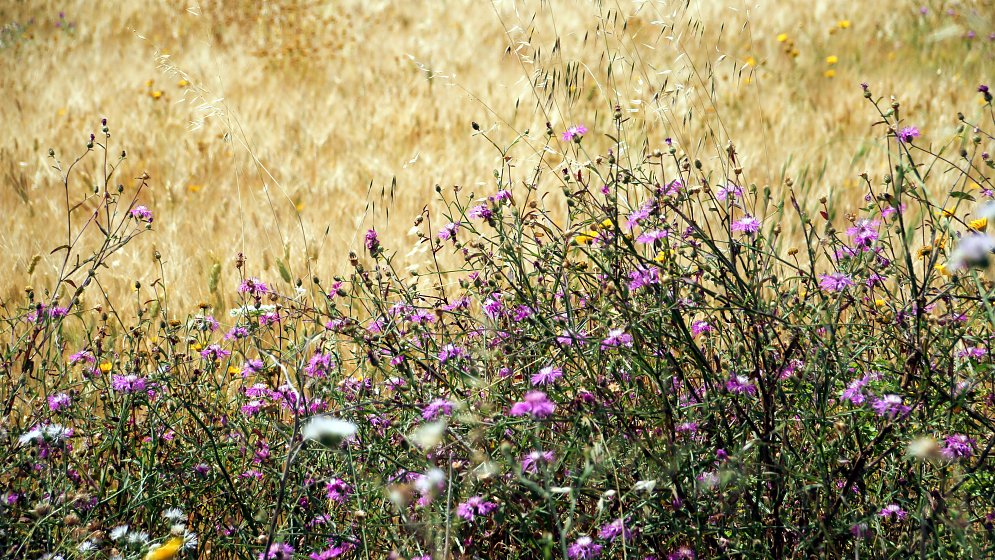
1 0 992 313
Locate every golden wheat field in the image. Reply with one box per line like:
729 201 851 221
2 0 993 313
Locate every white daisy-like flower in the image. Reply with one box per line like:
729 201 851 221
18 427 42 446
110 525 129 541
229 304 277 318
42 424 69 440
162 507 185 522
183 531 198 550
301 416 357 449
76 540 96 553
127 530 149 545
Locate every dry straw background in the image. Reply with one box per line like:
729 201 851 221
1 0 993 313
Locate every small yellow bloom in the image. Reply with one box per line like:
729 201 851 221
776 33 788 43
98 362 112 373
745 55 757 67
145 537 184 560
574 231 599 245
942 207 955 217
227 365 241 375
177 79 189 88
150 90 163 100
824 69 836 78
145 79 155 88
935 234 947 249
599 219 615 230
935 263 951 276
187 184 203 193
917 245 933 258
826 55 838 65
874 298 886 307
837 19 851 29
653 251 667 263
190 342 204 352
969 217 988 231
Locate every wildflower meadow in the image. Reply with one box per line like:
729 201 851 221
2 1 995 559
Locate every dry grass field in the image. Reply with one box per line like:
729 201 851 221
2 0 993 312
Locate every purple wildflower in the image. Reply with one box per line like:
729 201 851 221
726 374 756 396
438 344 469 363
47 393 72 412
438 222 461 242
509 391 556 419
731 215 762 235
456 496 498 522
871 394 911 418
365 228 381 254
636 229 668 244
467 204 493 221
521 450 555 474
531 365 563 386
598 518 632 542
325 478 352 504
941 434 975 460
819 272 855 292
690 320 712 337
878 504 907 521
238 278 269 295
421 398 454 420
259 543 294 560
628 267 660 291
600 328 634 350
556 329 588 346
846 219 880 248
304 353 336 378
200 344 231 361
111 374 148 394
567 536 602 559
715 183 742 202
897 126 920 143
561 124 588 142
130 205 153 222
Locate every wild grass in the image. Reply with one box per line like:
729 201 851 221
2 1 995 559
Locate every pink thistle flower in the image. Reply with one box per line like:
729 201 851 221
561 124 588 142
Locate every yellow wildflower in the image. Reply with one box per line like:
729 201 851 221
935 263 951 276
745 55 757 67
653 251 667 263
969 217 987 231
826 55 839 65
145 79 155 88
942 207 955 217
177 79 189 88
145 537 184 560
227 365 241 376
837 20 851 29
190 342 204 352
917 245 933 258
874 299 886 307
150 90 163 100
824 69 836 78
98 362 112 373
776 33 788 42
574 231 599 245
